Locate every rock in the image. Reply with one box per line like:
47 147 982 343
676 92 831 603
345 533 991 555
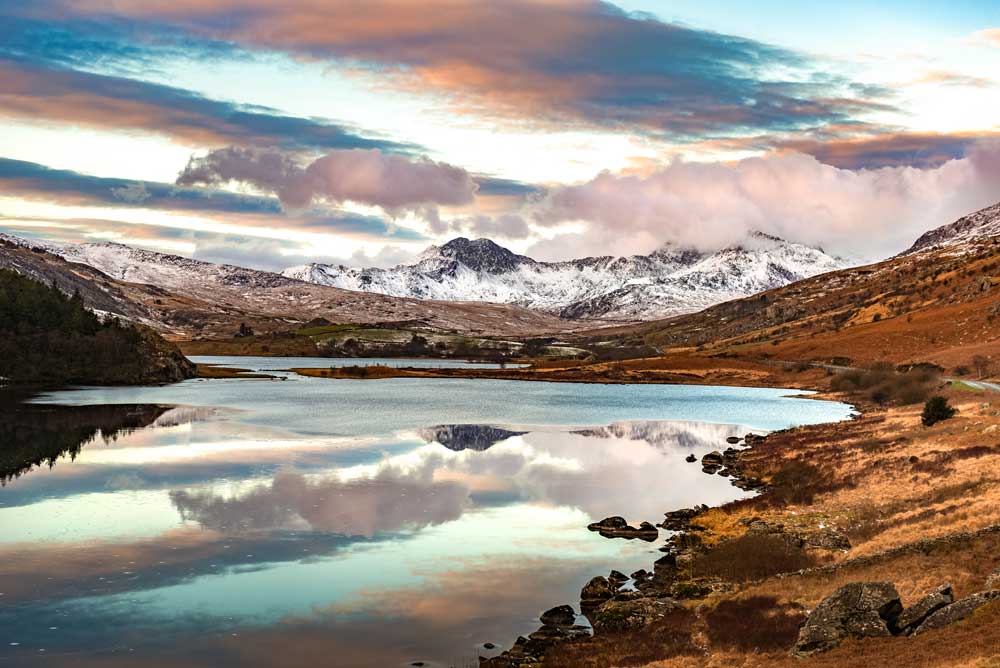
685 453 697 462
661 507 700 530
744 433 766 445
803 529 852 551
587 517 658 541
895 584 953 634
791 582 902 657
608 570 629 585
587 516 628 531
913 590 1000 635
986 567 1000 590
581 576 614 612
702 451 724 466
591 597 681 633
540 604 577 627
483 642 496 650
726 436 741 444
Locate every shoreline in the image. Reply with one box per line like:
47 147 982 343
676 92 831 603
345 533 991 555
479 382 1000 667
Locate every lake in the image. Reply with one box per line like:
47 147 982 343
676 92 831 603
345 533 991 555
0 357 854 667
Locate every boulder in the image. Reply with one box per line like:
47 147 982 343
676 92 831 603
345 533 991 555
791 582 902 657
726 436 741 444
587 517 658 541
803 529 852 551
986 567 1000 590
581 576 614 612
539 604 577 627
591 597 681 633
913 590 1000 636
702 451 724 466
685 454 697 463
895 584 953 634
661 507 700 531
608 570 629 585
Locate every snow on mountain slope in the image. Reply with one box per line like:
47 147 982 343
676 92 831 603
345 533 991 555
904 201 1000 254
284 234 847 320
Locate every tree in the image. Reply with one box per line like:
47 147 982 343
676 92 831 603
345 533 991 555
921 396 957 427
972 355 991 379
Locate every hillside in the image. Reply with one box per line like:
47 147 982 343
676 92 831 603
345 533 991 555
0 236 576 339
0 269 194 385
612 202 1000 372
283 233 847 321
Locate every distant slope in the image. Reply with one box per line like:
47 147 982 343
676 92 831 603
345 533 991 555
904 201 1000 255
0 235 575 338
0 268 194 385
626 201 1000 369
283 234 847 320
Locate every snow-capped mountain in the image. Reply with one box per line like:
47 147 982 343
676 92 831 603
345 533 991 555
284 234 848 320
905 201 1000 254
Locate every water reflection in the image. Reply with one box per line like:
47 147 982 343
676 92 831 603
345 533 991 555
0 376 852 667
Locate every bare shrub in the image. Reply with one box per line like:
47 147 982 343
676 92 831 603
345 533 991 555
690 534 817 583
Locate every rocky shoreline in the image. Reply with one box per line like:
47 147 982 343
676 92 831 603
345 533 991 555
480 408 1000 667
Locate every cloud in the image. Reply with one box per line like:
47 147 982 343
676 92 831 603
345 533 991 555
528 141 1000 260
177 146 478 212
910 70 995 89
12 0 890 139
775 131 1000 169
968 28 1000 47
0 56 412 152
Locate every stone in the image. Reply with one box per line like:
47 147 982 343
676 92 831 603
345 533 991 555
791 582 902 657
580 576 614 612
726 436 741 444
803 529 852 551
540 604 577 627
913 590 1000 635
661 507 700 530
895 584 953 634
702 451 724 466
587 517 658 541
483 643 496 650
986 567 1000 590
608 570 629 585
591 597 681 633
685 453 697 462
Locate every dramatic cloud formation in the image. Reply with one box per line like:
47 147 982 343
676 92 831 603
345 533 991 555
776 131 1000 169
530 141 1000 260
0 57 411 152
12 0 889 139
177 147 478 212
0 158 425 244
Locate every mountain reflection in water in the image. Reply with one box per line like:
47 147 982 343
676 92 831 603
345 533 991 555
0 378 852 668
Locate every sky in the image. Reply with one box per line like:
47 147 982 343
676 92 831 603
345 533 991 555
1 0 1000 270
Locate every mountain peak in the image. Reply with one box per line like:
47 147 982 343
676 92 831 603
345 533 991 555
428 237 535 273
904 201 1000 254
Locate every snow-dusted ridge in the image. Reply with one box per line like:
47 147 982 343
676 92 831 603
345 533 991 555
904 201 1000 255
283 234 849 320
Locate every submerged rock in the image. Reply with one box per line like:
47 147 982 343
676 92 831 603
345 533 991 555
540 605 576 627
587 516 658 541
792 582 902 657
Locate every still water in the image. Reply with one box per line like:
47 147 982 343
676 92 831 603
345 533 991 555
0 358 853 667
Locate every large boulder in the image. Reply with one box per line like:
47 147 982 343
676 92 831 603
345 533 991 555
895 584 953 634
913 590 1000 636
591 597 681 633
587 516 658 541
580 576 615 612
791 582 902 657
539 605 576 627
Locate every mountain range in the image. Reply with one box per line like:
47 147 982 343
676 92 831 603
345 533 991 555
1 200 998 338
284 233 847 320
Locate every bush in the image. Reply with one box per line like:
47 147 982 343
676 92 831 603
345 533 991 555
705 596 807 652
690 534 817 583
922 396 957 427
830 362 939 405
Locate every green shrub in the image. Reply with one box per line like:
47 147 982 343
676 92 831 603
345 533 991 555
921 396 957 427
